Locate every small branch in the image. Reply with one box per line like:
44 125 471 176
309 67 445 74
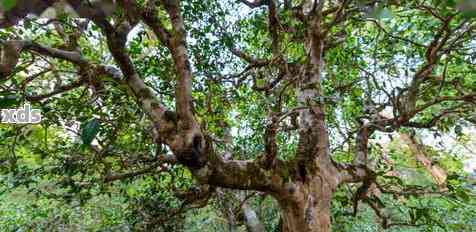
229 47 271 67
238 0 269 8
352 123 373 166
25 78 86 102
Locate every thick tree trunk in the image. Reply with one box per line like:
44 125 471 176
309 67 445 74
279 194 333 231
275 173 337 232
279 200 331 232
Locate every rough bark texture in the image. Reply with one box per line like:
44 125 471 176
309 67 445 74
275 177 337 232
275 3 341 231
3 1 473 231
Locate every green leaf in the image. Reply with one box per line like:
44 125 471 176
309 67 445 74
454 125 463 136
383 175 404 186
1 0 16 11
0 95 18 108
81 118 100 145
415 208 427 222
447 0 457 7
456 189 471 202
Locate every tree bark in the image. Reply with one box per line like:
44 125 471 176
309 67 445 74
270 6 340 232
273 163 339 232
276 179 336 232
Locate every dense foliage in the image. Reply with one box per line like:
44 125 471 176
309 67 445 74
1 0 476 231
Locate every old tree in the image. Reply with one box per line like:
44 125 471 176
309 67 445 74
1 0 476 231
